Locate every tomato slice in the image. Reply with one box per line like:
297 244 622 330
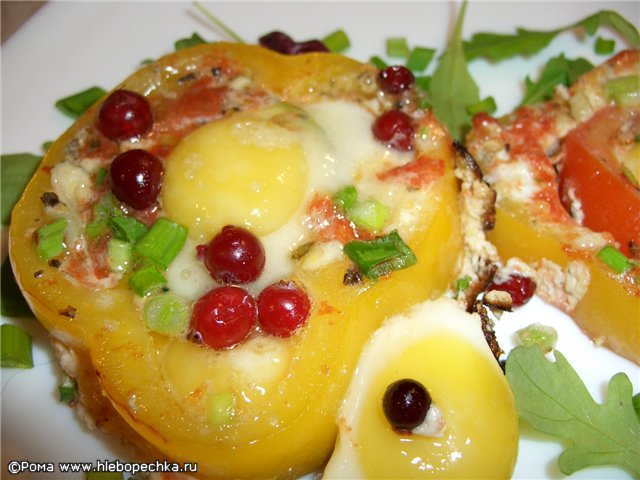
559 105 640 258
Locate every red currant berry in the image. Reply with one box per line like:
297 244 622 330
382 379 431 432
378 66 415 94
109 149 163 210
257 281 311 337
372 110 414 151
191 286 257 349
204 226 265 285
97 90 153 140
487 273 537 308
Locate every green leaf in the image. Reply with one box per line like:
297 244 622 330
589 10 640 47
464 10 639 62
506 346 640 476
0 258 33 318
429 1 480 140
55 86 106 119
174 32 207 51
1 153 41 225
522 54 593 105
464 28 559 62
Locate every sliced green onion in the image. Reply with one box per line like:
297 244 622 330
55 86 106 119
86 194 122 239
414 75 431 94
343 230 417 280
466 96 497 116
347 199 390 232
59 374 77 403
109 216 148 243
129 265 167 297
595 36 615 55
597 245 634 274
333 185 358 212
207 391 237 425
386 37 410 58
35 217 68 260
174 32 207 51
515 323 558 353
94 167 107 186
605 74 639 107
1 323 33 368
369 55 388 70
323 29 351 53
193 1 245 43
406 46 435 72
107 239 132 273
144 293 189 336
455 276 471 293
133 218 187 270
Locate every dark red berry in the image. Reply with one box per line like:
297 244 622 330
487 273 537 307
290 40 329 54
382 379 431 432
372 110 415 151
97 90 153 140
109 149 163 210
259 31 328 55
259 31 296 54
191 286 257 349
204 226 265 285
257 281 311 337
378 66 415 94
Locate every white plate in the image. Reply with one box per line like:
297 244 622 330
1 2 638 479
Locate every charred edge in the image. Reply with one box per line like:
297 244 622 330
464 263 498 313
452 140 496 231
452 140 482 180
474 300 504 368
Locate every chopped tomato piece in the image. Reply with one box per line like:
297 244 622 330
305 195 372 244
559 106 640 257
377 155 445 189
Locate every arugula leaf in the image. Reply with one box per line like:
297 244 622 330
464 10 639 62
1 153 41 225
1 258 33 318
506 346 640 476
522 54 593 105
429 1 480 140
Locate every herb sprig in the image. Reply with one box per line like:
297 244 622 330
506 346 640 477
463 10 640 62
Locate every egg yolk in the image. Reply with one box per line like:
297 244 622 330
162 105 309 240
357 334 517 478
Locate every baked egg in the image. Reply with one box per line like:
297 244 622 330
324 297 519 479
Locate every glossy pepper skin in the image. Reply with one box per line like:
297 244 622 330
467 50 640 365
9 44 466 478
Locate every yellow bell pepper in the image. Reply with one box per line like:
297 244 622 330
9 43 464 478
487 201 639 364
